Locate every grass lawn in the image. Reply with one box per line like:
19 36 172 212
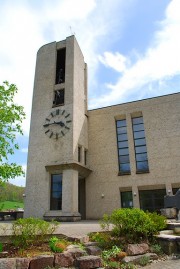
0 201 24 210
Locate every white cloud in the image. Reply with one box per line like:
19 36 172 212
21 148 28 153
98 52 129 72
93 0 180 108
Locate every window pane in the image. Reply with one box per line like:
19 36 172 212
135 138 146 146
121 191 133 208
135 145 147 153
117 120 126 128
132 117 143 125
118 141 128 148
119 155 130 163
137 161 149 171
119 148 129 156
136 153 147 161
133 123 144 132
118 133 128 141
51 174 62 210
120 163 130 172
134 130 145 139
117 127 127 134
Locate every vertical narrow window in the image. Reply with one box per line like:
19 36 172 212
84 150 87 165
78 146 81 162
56 48 66 84
53 89 64 106
116 119 131 174
50 174 62 210
132 116 149 172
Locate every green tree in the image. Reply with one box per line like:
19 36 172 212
0 81 25 184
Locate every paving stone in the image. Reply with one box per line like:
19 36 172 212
0 258 16 269
76 255 102 269
29 255 54 269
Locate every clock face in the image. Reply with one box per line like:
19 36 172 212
43 109 72 139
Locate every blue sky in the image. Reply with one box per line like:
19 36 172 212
0 0 180 186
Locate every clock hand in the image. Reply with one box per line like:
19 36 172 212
43 121 65 127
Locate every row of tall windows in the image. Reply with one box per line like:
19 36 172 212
116 116 149 174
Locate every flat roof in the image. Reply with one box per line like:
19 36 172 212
88 91 180 112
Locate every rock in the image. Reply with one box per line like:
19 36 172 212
16 258 30 269
76 255 102 269
67 248 87 259
0 258 16 269
85 246 102 256
160 208 177 219
54 251 74 267
122 253 158 264
0 251 8 258
29 255 54 269
84 242 99 247
126 243 149 255
66 244 81 250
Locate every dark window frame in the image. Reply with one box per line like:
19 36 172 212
50 174 62 210
116 119 131 175
53 89 65 107
132 116 149 173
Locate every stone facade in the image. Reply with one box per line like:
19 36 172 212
24 36 180 220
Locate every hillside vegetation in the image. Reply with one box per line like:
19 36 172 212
0 182 25 210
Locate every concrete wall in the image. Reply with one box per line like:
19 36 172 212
86 93 180 219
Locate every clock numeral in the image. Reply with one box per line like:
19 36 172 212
62 110 65 115
45 129 50 134
56 109 59 115
46 118 50 122
49 132 53 138
65 113 70 118
51 112 54 117
56 133 58 139
61 131 65 136
65 126 70 130
66 120 72 123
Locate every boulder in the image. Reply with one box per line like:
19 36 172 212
126 243 149 255
67 248 86 259
85 246 102 256
54 251 74 267
122 253 158 264
16 258 30 269
0 258 16 269
76 255 102 269
29 255 54 269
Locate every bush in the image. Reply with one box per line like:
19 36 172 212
49 236 68 252
101 208 164 242
147 212 167 232
89 232 113 249
12 217 58 249
0 242 3 252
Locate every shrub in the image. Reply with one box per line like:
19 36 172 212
49 236 68 252
12 217 58 249
101 208 164 242
147 212 167 232
89 232 113 249
0 242 3 252
150 243 163 255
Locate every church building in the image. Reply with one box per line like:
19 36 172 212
24 36 180 221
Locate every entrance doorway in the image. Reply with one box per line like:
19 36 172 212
78 178 86 220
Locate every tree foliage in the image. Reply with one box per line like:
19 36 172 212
0 182 24 203
0 81 25 184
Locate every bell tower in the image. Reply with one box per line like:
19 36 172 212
24 36 91 221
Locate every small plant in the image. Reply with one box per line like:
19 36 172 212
102 245 121 261
0 242 3 252
138 256 150 266
89 232 113 249
105 260 120 268
49 236 68 253
150 243 163 255
12 217 58 249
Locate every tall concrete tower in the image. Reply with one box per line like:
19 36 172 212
24 36 90 221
